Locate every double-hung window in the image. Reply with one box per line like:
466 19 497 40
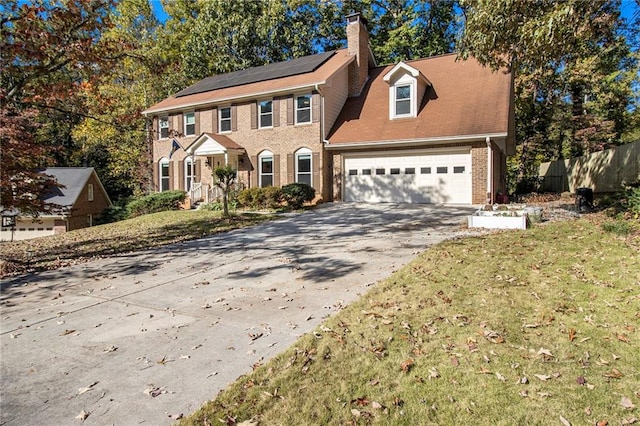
295 148 312 186
259 151 274 187
184 112 195 136
185 157 195 191
219 107 231 133
395 85 412 117
295 94 311 124
259 100 273 128
159 116 169 139
159 158 170 191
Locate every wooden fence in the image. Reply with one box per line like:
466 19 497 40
538 141 640 193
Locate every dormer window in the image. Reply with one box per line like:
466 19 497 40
394 84 412 116
383 61 431 121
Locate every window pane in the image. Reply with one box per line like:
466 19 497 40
160 163 170 191
159 117 169 139
260 101 272 113
260 114 272 128
297 109 310 123
220 119 231 132
396 85 410 100
297 154 311 173
453 166 465 174
220 108 231 119
362 169 371 175
348 169 358 176
376 168 385 175
297 96 311 109
186 123 195 135
185 113 195 124
261 175 273 187
261 158 273 173
437 167 448 174
420 167 431 174
297 174 311 186
390 168 400 175
396 99 410 115
405 168 415 174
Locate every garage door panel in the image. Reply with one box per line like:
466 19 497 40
344 151 471 204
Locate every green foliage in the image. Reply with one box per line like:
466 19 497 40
199 202 223 211
126 190 186 217
601 220 632 235
96 199 131 225
237 187 282 210
280 183 315 209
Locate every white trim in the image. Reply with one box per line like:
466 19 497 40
383 61 430 85
258 150 274 187
325 133 509 150
341 146 471 159
295 147 313 186
258 99 273 129
390 78 415 119
185 157 195 191
218 106 232 133
159 157 170 192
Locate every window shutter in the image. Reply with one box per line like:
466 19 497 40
312 93 320 123
250 155 258 188
286 96 293 125
169 162 175 190
178 114 184 136
312 152 320 192
231 105 237 131
287 154 294 183
273 154 280 187
211 108 217 133
194 110 200 135
195 159 201 182
250 102 257 130
178 161 185 190
273 98 280 127
153 162 159 191
153 117 158 140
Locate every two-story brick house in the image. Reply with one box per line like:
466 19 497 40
143 14 514 205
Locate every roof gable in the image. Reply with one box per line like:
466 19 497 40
382 61 430 86
186 133 245 156
40 167 112 209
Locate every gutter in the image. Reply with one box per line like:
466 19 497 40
324 132 509 150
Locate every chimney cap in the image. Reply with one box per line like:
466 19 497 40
346 12 368 27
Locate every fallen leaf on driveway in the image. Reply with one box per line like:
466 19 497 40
75 410 89 422
60 329 76 336
77 381 99 395
103 345 117 353
143 386 165 397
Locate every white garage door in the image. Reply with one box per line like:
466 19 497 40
344 150 472 204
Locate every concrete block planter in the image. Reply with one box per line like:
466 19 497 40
467 206 542 230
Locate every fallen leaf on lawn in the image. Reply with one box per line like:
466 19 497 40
519 390 529 397
520 376 528 384
603 368 624 379
77 381 99 395
569 328 577 342
351 408 361 417
617 334 631 343
400 359 414 373
560 415 572 426
585 407 592 415
621 397 636 410
352 397 370 406
496 372 506 382
483 330 504 343
237 420 258 426
428 367 440 379
60 329 76 336
75 410 89 422
576 376 586 385
537 347 553 358
622 417 638 425
369 379 379 386
450 356 459 367
537 392 551 398
534 374 552 381
597 421 608 426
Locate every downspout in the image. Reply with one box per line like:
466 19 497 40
486 137 493 204
315 83 327 143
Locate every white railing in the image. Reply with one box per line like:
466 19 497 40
189 183 202 205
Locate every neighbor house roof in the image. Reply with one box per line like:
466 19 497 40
41 168 111 209
327 54 513 146
143 50 354 115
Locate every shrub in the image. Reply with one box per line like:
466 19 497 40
126 190 186 217
237 187 282 210
281 183 315 209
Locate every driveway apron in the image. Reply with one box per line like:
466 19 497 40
1 203 474 425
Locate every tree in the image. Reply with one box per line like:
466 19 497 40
1 0 120 213
213 165 238 218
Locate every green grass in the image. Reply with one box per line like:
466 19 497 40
179 219 639 426
0 210 274 276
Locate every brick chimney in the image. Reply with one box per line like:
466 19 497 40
346 13 371 97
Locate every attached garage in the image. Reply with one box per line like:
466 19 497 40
343 148 472 204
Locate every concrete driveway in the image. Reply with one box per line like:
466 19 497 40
1 203 474 425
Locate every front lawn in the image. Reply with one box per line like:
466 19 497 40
0 210 274 277
180 217 639 425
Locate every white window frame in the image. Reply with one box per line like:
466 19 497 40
184 112 195 136
159 157 170 192
295 147 312 187
295 94 312 124
219 107 232 133
259 150 274 187
185 157 195 191
258 100 273 129
389 74 416 119
87 183 94 202
159 116 169 139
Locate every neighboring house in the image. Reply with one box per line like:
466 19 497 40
0 168 112 242
143 14 514 205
